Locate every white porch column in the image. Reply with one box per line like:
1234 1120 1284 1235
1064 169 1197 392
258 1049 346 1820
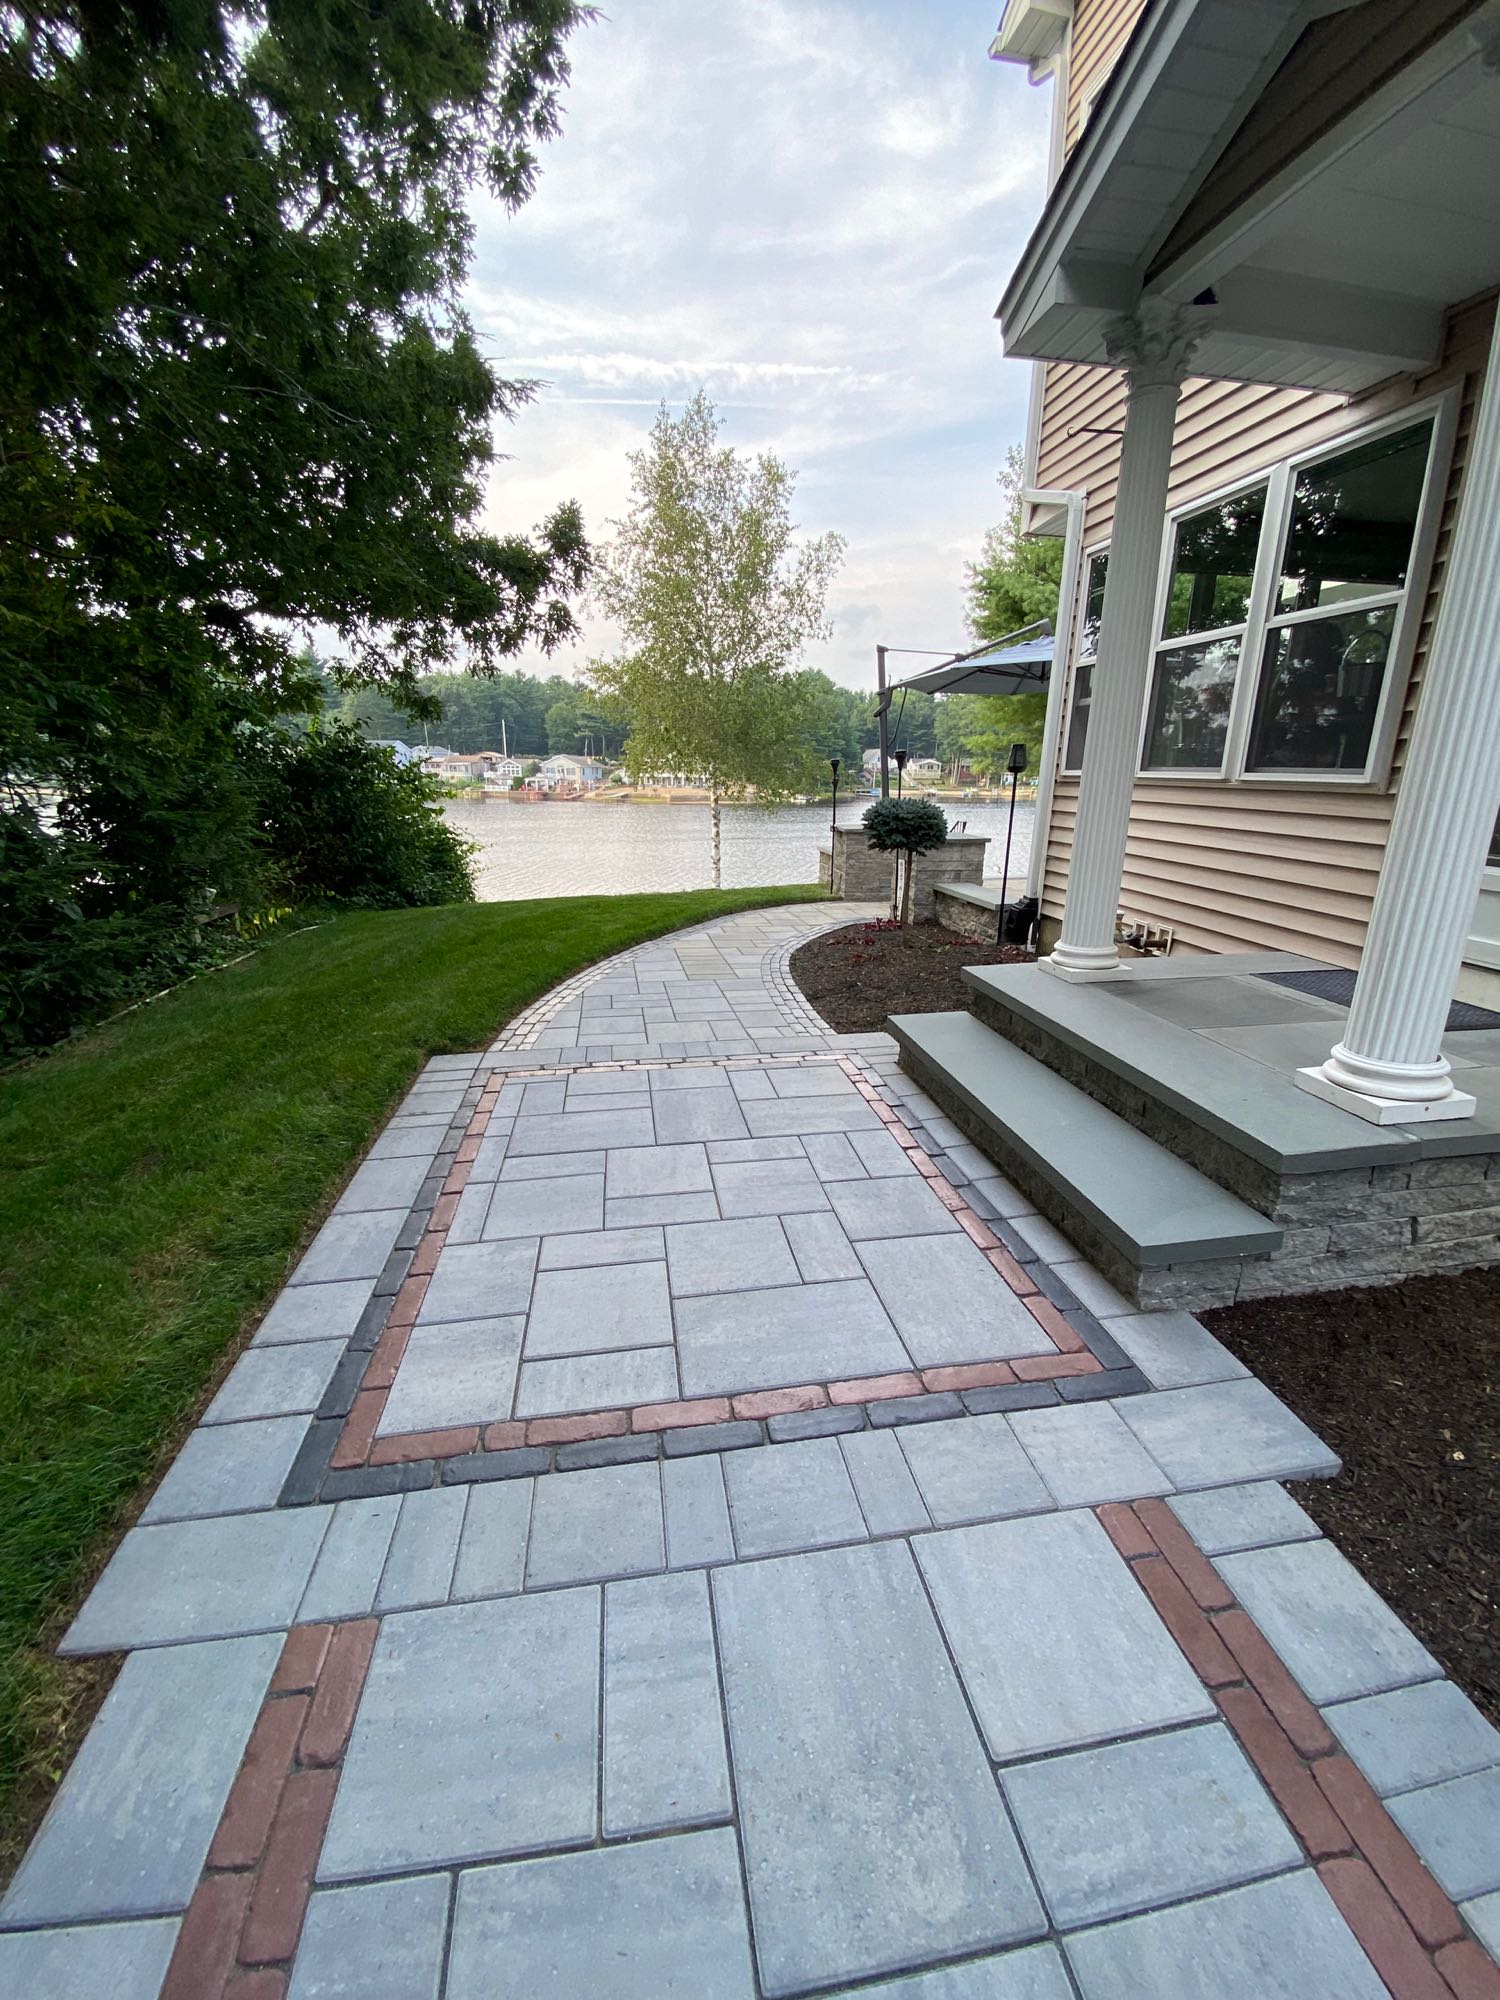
1043 301 1207 979
1297 312 1500 1125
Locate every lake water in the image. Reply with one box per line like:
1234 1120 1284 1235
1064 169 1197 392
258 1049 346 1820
443 796 1036 902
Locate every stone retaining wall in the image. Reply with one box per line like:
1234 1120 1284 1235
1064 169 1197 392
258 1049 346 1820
820 828 988 919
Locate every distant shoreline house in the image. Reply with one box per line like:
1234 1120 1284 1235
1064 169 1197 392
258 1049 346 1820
424 749 529 786
533 754 608 794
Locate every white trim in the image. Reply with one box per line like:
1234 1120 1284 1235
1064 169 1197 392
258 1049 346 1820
1059 541 1108 775
1023 486 1086 899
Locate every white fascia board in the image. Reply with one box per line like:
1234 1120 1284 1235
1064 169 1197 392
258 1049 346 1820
989 0 1072 68
1209 269 1445 377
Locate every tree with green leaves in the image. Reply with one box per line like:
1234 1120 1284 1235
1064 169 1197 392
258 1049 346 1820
862 797 948 932
589 391 845 884
2 0 591 1045
956 442 1063 783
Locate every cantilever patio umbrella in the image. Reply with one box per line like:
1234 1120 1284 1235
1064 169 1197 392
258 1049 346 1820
891 623 1053 700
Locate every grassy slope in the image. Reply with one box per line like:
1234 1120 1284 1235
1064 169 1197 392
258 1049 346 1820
0 887 820 1859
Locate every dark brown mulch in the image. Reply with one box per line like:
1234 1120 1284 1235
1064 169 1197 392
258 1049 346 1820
790 919 1033 1033
1204 1268 1499 1725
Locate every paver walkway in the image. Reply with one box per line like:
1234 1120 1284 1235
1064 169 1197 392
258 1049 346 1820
5 904 1500 2000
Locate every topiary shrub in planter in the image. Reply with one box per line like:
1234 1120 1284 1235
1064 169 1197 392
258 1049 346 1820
861 797 948 934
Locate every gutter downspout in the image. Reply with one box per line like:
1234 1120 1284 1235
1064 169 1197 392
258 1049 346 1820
1023 485 1086 903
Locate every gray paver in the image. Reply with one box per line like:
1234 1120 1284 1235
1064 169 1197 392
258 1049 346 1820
516 1345 679 1415
724 1437 868 1557
1167 1480 1321 1556
965 1171 1036 1219
847 1128 919 1176
1325 1680 1500 1797
467 1132 509 1184
741 1095 881 1136
1008 1213 1077 1263
662 1453 735 1568
603 1571 731 1836
1386 1768 1500 1900
508 1106 654 1155
1098 1310 1249 1389
1063 1870 1389 2000
827 1176 959 1240
417 1238 538 1323
676 1278 909 1396
289 1875 450 2000
781 1209 863 1282
713 1540 1045 1995
767 1065 856 1097
483 1172 603 1240
1 1634 280 1924
838 1945 1075 1999
858 1235 1050 1364
707 1136 806 1162
298 1497 401 1623
1216 1539 1441 1704
519 1079 567 1113
801 1131 868 1180
1116 1379 1339 1488
1048 1260 1136 1318
336 1153 432 1214
915 1511 1214 1759
712 1156 830 1217
1009 1403 1173 1508
0 1918 181 2000
606 1142 711 1196
839 1427 931 1535
63 1508 329 1652
538 1224 663 1269
568 1067 651 1095
653 1087 751 1143
1002 1722 1301 1927
666 1215 799 1296
318 1590 600 1878
446 1828 756 2000
292 1208 406 1284
141 1414 311 1524
525 1460 665 1587
376 1318 522 1434
896 1415 1052 1526
450 1478 533 1600
204 1339 345 1424
368 1118 447 1159
607 1191 722 1227
1464 1890 1500 1961
524 1259 673 1357
500 1148 605 1180
255 1277 373 1346
375 1486 469 1612
446 1179 492 1243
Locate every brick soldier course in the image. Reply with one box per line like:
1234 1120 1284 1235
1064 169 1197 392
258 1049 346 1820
4 905 1498 1999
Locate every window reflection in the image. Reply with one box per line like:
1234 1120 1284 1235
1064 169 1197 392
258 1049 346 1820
1063 551 1107 770
1143 637 1241 770
1162 486 1265 640
1277 423 1431 615
1247 605 1397 772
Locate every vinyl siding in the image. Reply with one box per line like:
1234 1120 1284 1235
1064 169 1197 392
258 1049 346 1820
1037 294 1495 965
1063 0 1147 154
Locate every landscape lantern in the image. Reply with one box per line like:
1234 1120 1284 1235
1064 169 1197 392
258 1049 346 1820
894 747 909 798
998 740 1029 945
829 757 840 842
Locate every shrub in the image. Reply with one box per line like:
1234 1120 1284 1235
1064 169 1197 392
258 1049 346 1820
861 797 948 927
256 726 475 911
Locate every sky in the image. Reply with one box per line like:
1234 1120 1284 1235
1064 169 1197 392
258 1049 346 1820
464 0 1055 695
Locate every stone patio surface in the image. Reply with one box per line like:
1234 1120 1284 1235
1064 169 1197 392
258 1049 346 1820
5 904 1500 2000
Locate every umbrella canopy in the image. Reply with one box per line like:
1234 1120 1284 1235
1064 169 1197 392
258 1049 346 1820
892 633 1053 698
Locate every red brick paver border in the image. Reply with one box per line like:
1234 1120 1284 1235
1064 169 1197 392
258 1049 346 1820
1097 1500 1496 2000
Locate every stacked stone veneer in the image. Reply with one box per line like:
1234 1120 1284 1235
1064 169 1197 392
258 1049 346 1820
942 984 1500 1311
932 884 999 942
820 827 988 920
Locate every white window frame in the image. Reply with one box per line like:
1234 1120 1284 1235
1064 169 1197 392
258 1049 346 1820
1129 391 1458 790
1060 541 1108 775
1136 472 1278 781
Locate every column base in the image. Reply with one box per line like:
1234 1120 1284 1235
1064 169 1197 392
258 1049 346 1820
1294 1065 1477 1125
1038 950 1123 983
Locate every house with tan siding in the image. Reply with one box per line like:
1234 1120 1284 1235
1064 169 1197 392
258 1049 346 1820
885 0 1500 1308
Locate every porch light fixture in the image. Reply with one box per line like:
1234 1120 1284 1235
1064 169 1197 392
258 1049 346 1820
893 748 909 798
998 740 1030 946
829 757 840 841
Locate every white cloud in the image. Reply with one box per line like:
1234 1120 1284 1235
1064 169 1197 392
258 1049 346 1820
470 0 1053 689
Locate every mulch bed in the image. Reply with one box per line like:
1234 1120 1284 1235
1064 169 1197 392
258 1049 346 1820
790 919 1033 1033
1205 1268 1499 1725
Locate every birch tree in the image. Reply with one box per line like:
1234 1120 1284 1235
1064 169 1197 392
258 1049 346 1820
590 392 844 884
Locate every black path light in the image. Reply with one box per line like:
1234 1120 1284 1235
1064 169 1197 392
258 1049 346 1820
829 757 840 842
998 740 1029 945
893 748 909 798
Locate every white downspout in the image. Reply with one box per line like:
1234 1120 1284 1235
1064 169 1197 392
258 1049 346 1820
1023 485 1085 902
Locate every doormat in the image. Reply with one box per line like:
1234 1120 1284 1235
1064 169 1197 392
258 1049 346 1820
1258 967 1500 1032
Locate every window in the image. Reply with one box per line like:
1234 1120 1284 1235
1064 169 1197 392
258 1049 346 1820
1246 420 1435 774
1062 550 1107 771
1142 485 1266 771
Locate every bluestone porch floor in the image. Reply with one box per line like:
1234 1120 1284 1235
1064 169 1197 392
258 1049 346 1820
5 906 1498 2000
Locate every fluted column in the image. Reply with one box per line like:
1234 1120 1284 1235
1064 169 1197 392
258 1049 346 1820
1043 301 1208 979
1297 309 1500 1124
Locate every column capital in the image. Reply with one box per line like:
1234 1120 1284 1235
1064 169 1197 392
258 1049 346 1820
1104 297 1213 391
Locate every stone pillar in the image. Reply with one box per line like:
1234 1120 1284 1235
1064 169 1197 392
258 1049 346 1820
1042 300 1207 980
1297 311 1500 1124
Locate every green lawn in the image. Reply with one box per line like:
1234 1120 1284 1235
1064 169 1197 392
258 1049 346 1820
0 886 822 1862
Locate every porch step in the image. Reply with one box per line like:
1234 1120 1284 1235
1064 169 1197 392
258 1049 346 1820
888 1009 1284 1271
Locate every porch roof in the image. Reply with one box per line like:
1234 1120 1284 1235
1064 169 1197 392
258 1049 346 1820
999 0 1500 393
